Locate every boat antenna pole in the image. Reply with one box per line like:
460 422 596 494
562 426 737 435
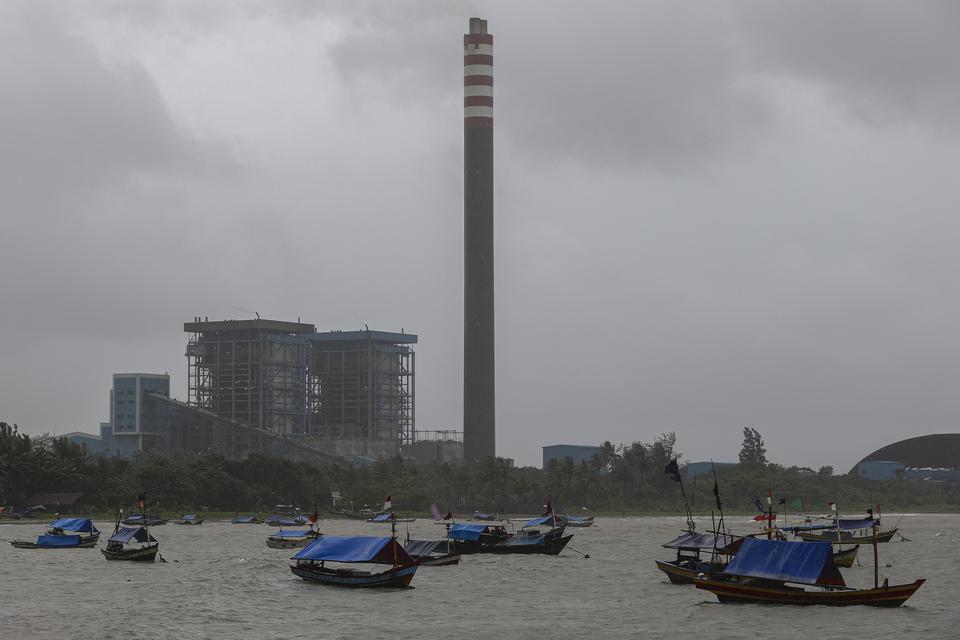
873 503 879 589
391 512 398 568
766 488 773 540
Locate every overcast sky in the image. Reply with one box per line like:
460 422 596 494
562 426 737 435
3 1 959 470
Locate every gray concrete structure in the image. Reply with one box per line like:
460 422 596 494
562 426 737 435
463 17 496 463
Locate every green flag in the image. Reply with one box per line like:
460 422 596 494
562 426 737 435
792 498 804 511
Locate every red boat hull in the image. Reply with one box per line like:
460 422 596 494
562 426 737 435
695 577 925 607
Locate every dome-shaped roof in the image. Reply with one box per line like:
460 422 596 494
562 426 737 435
850 433 960 474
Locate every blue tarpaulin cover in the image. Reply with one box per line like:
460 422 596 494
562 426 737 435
48 518 98 533
182 514 199 521
448 524 490 541
662 531 736 551
566 515 591 523
404 539 451 557
523 515 555 527
499 534 545 547
472 511 495 520
722 538 846 586
108 527 156 544
37 534 82 547
369 513 393 522
292 535 412 565
273 529 312 538
266 514 306 526
232 515 258 523
838 518 876 530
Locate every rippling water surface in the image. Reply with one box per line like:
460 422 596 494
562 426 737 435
3 514 958 638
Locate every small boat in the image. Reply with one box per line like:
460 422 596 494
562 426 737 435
266 513 309 527
694 537 924 607
175 514 204 525
563 515 594 528
367 513 416 524
123 514 168 526
101 526 159 562
266 529 320 549
655 530 737 584
231 514 263 524
793 527 898 544
472 511 497 521
404 539 461 567
448 523 573 555
290 535 418 588
832 545 860 568
9 518 101 549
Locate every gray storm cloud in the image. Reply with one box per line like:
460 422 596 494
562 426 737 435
2 1 959 469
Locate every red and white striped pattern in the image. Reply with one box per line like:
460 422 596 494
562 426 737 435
464 21 492 128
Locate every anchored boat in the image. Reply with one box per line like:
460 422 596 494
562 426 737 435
266 529 320 549
9 518 100 549
102 526 159 562
694 537 924 607
175 514 204 525
290 535 417 588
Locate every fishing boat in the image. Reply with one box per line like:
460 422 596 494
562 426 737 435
266 529 320 549
694 537 924 607
290 535 418 588
266 513 309 526
101 526 159 561
832 545 859 568
563 515 594 528
404 539 461 566
655 531 738 584
231 514 263 524
790 520 898 544
367 513 416 524
447 523 573 555
472 511 497 521
124 514 168 526
175 514 204 525
9 518 101 549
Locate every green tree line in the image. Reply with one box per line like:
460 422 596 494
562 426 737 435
3 422 959 515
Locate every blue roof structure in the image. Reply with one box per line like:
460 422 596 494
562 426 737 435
448 524 490 541
49 518 98 533
292 535 412 565
837 518 876 530
273 529 313 538
37 534 83 547
232 515 259 523
722 538 845 586
523 515 555 528
662 531 736 551
369 513 393 523
108 527 156 544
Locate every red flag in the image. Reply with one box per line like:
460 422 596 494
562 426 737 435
444 511 453 520
308 511 318 524
753 513 776 521
382 495 392 511
542 496 553 516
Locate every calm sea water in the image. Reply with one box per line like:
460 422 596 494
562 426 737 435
2 514 958 639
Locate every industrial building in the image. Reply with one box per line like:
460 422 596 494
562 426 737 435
185 319 416 458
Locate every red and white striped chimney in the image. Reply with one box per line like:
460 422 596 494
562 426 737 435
463 18 493 128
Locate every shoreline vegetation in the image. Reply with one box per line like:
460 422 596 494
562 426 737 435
3 423 960 517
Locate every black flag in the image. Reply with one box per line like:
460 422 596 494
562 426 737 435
778 497 786 505
664 459 681 482
754 496 764 512
713 481 721 510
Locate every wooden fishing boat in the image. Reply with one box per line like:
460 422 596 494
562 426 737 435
266 513 309 527
447 523 573 555
832 545 859 568
266 529 320 549
10 518 101 549
290 534 418 588
563 515 594 528
472 511 497 521
404 539 461 566
795 528 897 544
367 513 416 524
655 531 737 584
175 514 204 525
101 526 159 562
123 514 168 526
694 537 924 607
231 514 263 524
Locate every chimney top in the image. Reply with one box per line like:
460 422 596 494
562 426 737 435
469 17 487 35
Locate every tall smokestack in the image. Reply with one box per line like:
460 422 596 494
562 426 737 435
463 17 495 462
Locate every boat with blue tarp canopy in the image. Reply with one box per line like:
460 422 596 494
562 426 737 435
266 514 307 526
447 522 572 555
522 515 556 528
696 537 924 606
108 526 157 544
472 511 496 520
266 527 319 549
176 514 204 525
721 538 845 586
563 514 594 527
448 523 490 541
290 535 417 588
48 518 98 533
663 531 737 551
232 514 262 524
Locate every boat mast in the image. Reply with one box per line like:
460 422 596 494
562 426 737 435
766 488 773 540
872 504 879 589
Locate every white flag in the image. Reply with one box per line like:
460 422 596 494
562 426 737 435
383 495 392 511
